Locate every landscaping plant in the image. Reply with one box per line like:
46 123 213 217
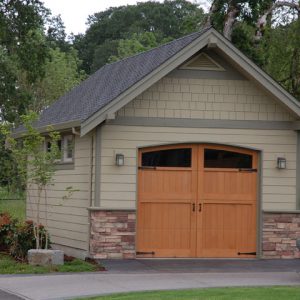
0 212 17 252
9 220 49 261
1 112 60 251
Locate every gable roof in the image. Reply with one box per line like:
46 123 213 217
31 27 211 132
20 27 300 136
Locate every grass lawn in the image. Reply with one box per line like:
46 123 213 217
0 199 26 221
0 253 102 274
0 187 25 221
80 286 300 300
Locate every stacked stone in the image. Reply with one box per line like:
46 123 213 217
263 213 300 259
90 210 136 259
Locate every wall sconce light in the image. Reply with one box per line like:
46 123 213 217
277 157 286 169
116 153 125 166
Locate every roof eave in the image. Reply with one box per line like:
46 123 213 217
81 28 300 136
12 120 81 138
211 30 300 118
80 28 214 136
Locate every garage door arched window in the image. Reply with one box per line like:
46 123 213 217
141 148 192 167
204 148 252 169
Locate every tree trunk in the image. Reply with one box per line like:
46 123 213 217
223 4 240 40
256 1 300 40
35 187 41 249
204 0 218 27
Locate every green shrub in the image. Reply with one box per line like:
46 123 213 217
0 212 50 261
9 220 50 262
0 212 17 251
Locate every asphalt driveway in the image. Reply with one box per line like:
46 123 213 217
0 259 299 300
101 258 300 273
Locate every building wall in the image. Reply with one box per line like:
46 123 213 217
27 133 95 256
263 212 300 259
89 211 300 259
99 124 297 211
32 52 299 258
116 76 296 121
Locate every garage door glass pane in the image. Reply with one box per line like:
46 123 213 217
204 149 252 168
142 148 191 167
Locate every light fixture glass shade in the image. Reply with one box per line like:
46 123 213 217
277 157 286 169
116 153 124 166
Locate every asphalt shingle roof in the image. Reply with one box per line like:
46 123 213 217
35 27 210 128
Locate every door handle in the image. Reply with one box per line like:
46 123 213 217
199 203 202 212
192 203 195 212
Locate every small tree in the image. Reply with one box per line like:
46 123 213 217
1 112 60 250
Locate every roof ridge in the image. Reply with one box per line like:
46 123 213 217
97 26 212 72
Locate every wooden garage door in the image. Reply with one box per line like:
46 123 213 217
137 144 258 258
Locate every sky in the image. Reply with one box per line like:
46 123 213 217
42 0 163 35
42 0 209 35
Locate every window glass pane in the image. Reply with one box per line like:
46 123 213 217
63 135 74 162
66 137 73 159
142 148 191 167
204 148 252 168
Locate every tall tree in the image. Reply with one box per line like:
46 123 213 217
205 0 300 100
20 47 86 113
73 0 204 73
0 0 49 123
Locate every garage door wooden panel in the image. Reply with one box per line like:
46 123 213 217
137 202 196 257
203 170 256 201
137 144 258 258
137 144 198 257
199 203 256 258
139 169 196 201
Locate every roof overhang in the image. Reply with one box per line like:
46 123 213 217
12 120 81 138
79 27 300 136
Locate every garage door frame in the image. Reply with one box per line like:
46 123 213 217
135 142 262 258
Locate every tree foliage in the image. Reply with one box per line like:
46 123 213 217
1 112 60 249
73 0 205 73
0 1 85 124
20 47 86 113
206 0 300 99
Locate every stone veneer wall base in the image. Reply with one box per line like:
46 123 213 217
90 210 136 259
90 210 300 259
263 212 300 259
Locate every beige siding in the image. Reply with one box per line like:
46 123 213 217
99 124 297 211
26 133 95 252
117 77 296 121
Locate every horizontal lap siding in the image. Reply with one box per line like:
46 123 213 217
26 134 94 251
100 125 297 211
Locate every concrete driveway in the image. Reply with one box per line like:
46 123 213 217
0 259 299 300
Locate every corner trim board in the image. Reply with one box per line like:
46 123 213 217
94 126 102 207
297 131 300 210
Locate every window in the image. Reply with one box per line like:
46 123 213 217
46 135 74 163
204 148 252 169
63 135 74 163
142 148 191 167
